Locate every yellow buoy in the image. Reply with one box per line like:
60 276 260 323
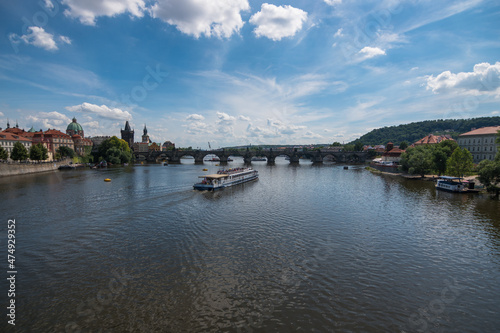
104 178 111 182
203 168 208 171
215 164 219 166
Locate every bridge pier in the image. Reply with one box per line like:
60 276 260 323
289 155 300 163
169 156 181 164
311 153 323 164
267 156 275 165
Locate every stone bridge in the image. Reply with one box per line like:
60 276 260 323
134 148 367 165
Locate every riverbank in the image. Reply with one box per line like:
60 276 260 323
365 166 484 189
0 159 70 177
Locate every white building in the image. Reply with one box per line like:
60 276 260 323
458 126 500 163
0 132 32 159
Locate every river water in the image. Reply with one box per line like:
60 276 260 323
1 157 500 332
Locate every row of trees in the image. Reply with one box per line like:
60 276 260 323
399 140 475 178
0 136 132 165
0 142 80 162
0 142 48 161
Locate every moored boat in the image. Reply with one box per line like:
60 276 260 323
194 167 258 191
251 156 266 161
204 154 220 162
436 176 468 193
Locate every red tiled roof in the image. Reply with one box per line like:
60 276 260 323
383 148 405 156
414 134 454 145
0 131 32 142
3 127 25 135
459 126 500 136
43 129 72 138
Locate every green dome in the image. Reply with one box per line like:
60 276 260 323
67 117 83 132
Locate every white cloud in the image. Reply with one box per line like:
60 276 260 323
267 118 306 135
150 0 249 38
215 111 236 135
249 4 308 41
66 102 132 120
427 62 500 95
26 111 71 130
82 120 100 129
304 131 323 139
63 0 146 25
334 28 343 38
239 115 251 121
186 114 205 121
216 111 236 124
59 36 72 45
324 0 342 6
358 46 386 60
9 27 70 51
44 0 55 9
184 120 210 135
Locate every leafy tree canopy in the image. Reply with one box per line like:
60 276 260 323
57 146 75 159
30 143 48 161
400 145 434 177
11 142 28 161
0 146 8 160
97 136 132 164
446 147 474 178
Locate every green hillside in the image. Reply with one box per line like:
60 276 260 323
351 117 500 145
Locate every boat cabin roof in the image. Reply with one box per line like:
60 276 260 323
199 174 228 179
438 176 462 180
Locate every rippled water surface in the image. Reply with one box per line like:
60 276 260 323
1 157 500 332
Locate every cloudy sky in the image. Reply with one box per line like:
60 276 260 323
1 0 499 148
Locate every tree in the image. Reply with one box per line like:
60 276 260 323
446 147 474 178
29 143 48 161
0 146 8 160
97 136 133 164
57 146 75 159
432 146 448 176
354 141 364 152
11 142 28 161
438 139 459 153
399 141 409 150
343 144 355 152
331 142 342 147
400 145 433 177
477 159 500 197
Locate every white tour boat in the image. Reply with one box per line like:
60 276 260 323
193 167 258 191
436 176 468 193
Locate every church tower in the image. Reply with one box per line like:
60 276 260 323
121 121 134 149
142 124 150 143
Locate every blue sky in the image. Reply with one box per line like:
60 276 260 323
1 0 499 148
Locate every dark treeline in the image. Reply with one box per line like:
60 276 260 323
351 117 500 145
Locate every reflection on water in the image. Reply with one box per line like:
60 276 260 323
1 158 500 332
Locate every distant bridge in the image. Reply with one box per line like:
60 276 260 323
134 148 367 165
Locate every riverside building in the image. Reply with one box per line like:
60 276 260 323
458 126 500 163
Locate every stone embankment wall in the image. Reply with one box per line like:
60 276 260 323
0 159 70 177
